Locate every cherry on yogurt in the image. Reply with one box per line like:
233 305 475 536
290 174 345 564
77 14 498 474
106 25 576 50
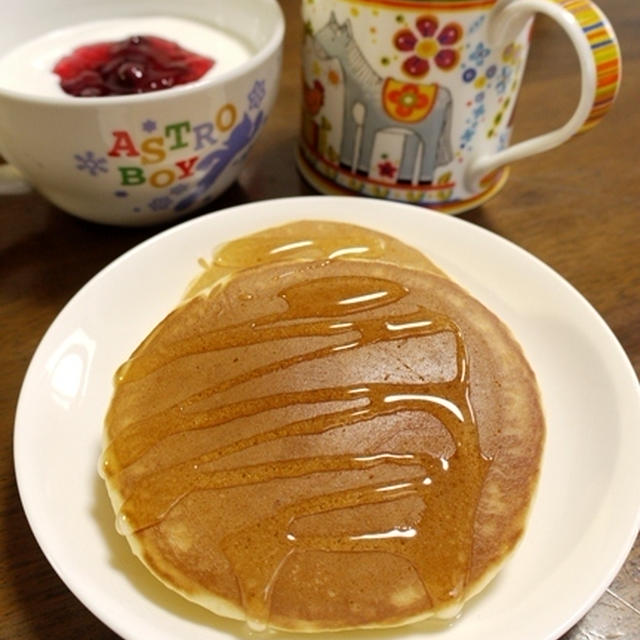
53 35 214 97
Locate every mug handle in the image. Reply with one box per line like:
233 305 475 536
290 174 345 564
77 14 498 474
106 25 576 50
0 164 32 195
466 0 621 188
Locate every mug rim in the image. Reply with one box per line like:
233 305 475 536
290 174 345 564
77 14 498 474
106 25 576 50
0 0 285 107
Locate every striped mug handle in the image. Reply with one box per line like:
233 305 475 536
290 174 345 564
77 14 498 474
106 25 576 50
466 0 621 187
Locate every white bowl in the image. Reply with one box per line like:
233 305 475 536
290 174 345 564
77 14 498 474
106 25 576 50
0 0 284 225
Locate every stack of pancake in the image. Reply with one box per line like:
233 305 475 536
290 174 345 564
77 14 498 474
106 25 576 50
101 221 544 632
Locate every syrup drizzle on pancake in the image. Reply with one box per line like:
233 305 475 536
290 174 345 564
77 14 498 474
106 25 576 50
182 219 446 299
102 223 494 630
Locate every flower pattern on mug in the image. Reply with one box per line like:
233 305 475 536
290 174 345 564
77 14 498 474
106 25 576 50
469 42 491 66
377 159 398 178
385 82 430 119
393 15 463 78
502 42 523 65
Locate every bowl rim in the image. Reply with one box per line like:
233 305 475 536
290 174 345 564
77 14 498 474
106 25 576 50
0 0 285 107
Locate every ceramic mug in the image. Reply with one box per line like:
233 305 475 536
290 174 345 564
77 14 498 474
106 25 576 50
0 0 284 226
297 0 621 213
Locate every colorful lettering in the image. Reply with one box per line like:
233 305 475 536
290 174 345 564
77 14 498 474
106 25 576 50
175 156 199 179
108 131 140 157
141 137 166 164
193 122 217 150
118 166 145 185
165 121 191 150
149 169 175 188
216 104 237 132
89 97 256 197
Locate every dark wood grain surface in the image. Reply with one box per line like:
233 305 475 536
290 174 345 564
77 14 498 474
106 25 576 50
1 1 638 638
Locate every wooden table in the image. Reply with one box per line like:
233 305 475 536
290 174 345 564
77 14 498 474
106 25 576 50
2 1 638 637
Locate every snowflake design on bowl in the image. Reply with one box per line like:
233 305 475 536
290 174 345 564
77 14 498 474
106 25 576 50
248 79 266 110
148 195 173 211
393 15 463 78
170 182 189 196
74 151 108 176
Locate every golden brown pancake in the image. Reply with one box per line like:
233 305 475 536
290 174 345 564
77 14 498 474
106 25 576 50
101 221 544 632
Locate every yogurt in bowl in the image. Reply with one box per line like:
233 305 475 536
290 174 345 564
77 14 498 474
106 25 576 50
0 0 284 226
0 16 252 98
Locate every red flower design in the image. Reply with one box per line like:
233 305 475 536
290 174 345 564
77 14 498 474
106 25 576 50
393 15 463 78
303 79 324 116
377 160 398 178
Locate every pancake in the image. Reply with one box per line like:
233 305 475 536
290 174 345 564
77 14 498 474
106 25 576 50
100 221 545 632
182 219 449 298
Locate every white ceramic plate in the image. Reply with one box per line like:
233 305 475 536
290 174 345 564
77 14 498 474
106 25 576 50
14 196 640 640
